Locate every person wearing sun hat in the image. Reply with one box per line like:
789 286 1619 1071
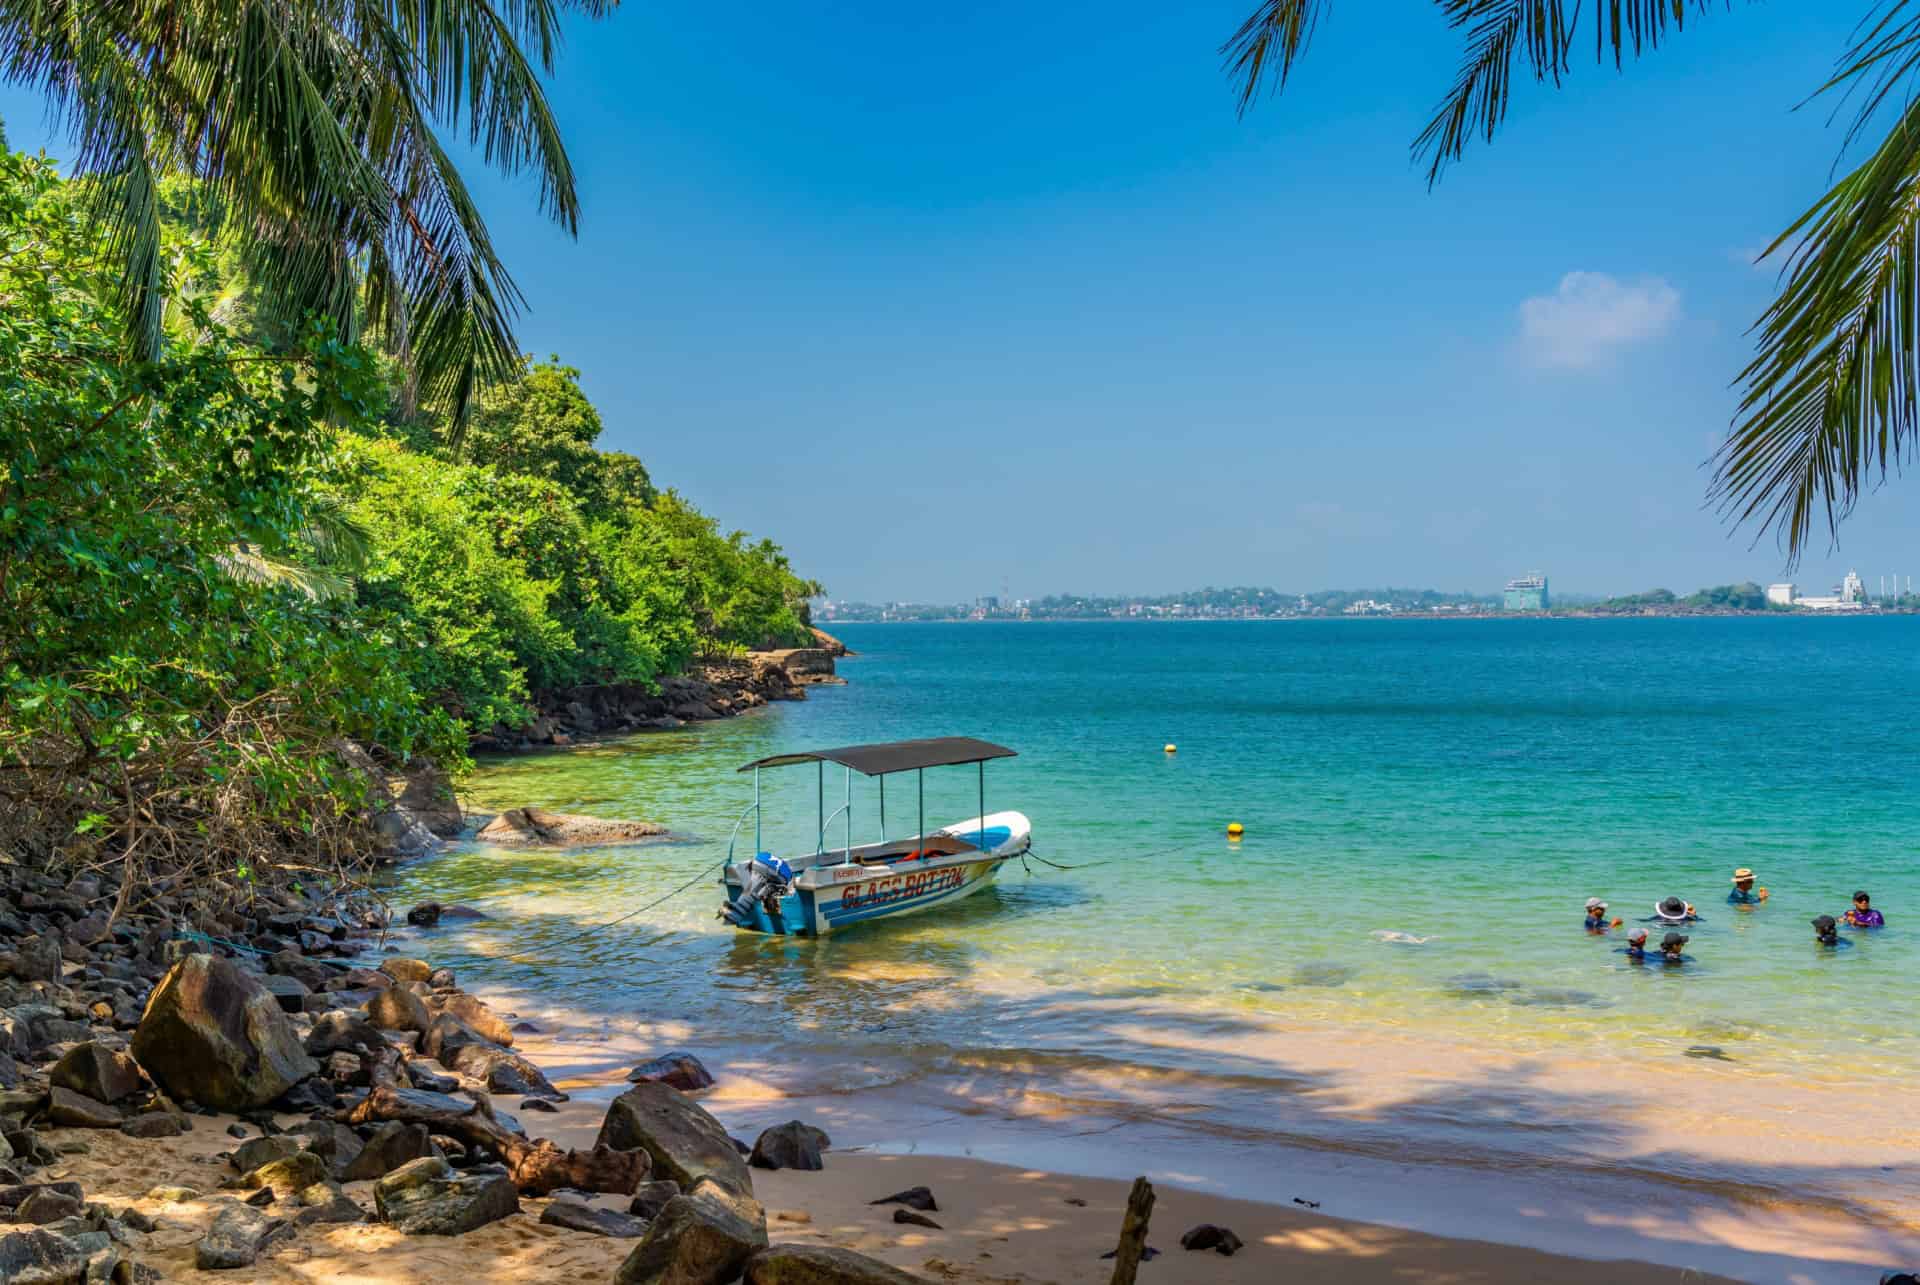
1583 897 1617 932
1727 867 1769 906
1622 926 1650 961
1658 931 1691 963
1647 895 1700 924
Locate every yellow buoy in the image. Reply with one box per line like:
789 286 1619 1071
1226 822 1244 838
1164 744 1177 754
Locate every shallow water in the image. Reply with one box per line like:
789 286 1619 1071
386 619 1920 1244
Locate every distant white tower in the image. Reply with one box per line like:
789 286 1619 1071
1842 569 1865 604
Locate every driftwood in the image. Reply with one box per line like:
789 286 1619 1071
338 1048 649 1196
1107 1176 1156 1285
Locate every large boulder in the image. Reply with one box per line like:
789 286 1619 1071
239 1150 330 1201
596 1081 753 1196
44 1086 122 1130
745 1245 924 1285
613 1180 768 1285
627 1052 714 1092
748 1122 827 1172
48 1043 141 1104
421 1012 491 1065
373 1156 519 1236
131 954 319 1111
430 992 514 1046
305 1011 385 1058
477 808 669 848
367 987 430 1035
0 1228 88 1284
397 760 463 838
540 1198 648 1238
341 1122 435 1182
195 1201 290 1270
444 1043 558 1098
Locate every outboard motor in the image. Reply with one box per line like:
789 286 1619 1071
722 853 795 927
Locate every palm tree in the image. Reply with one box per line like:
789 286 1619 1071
0 0 609 432
1223 1 1920 563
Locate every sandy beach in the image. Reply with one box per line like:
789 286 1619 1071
39 1107 1741 1285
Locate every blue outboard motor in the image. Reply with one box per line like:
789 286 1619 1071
722 853 795 927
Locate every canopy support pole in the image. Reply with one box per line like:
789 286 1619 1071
845 765 853 861
979 761 985 840
816 761 823 855
879 776 886 838
917 769 925 853
753 768 761 856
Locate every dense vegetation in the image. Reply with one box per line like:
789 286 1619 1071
0 151 817 874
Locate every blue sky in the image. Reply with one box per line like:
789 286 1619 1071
6 2 1918 601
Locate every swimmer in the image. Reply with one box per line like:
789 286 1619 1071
1583 898 1610 932
1648 896 1700 924
1727 867 1769 905
1658 931 1690 964
1371 930 1434 945
1843 891 1885 928
1622 926 1649 961
1812 914 1852 949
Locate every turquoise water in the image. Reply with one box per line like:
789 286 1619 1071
393 618 1920 1083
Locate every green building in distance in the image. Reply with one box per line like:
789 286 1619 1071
1503 573 1549 612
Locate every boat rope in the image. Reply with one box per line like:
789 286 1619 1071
1020 845 1117 872
506 858 725 960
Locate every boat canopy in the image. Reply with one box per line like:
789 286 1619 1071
738 736 1016 777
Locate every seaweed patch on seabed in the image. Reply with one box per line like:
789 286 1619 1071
1290 962 1357 987
1443 972 1525 998
1508 987 1608 1009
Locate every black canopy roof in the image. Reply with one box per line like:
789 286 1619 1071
739 736 1016 777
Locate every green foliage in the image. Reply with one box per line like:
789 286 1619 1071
0 151 460 870
458 356 656 511
1684 582 1776 612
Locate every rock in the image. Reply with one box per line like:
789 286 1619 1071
49 1044 141 1105
323 1050 369 1086
446 1043 558 1097
341 1121 436 1182
240 1150 329 1200
265 949 332 992
367 987 431 1035
749 1122 827 1172
892 1208 941 1229
1179 1223 1244 1256
144 1185 201 1203
426 967 458 990
7 935 63 984
17 1187 83 1224
378 958 433 986
231 1135 301 1173
430 992 513 1046
274 1078 339 1113
520 1097 558 1113
243 1187 275 1208
129 954 320 1111
626 1052 713 1092
869 1186 937 1211
540 1197 648 1237
596 1081 754 1197
119 1113 186 1139
613 1179 768 1285
45 1087 122 1130
420 1011 491 1065
744 1244 924 1285
293 1186 367 1227
629 1180 681 1220
373 1156 519 1235
372 804 439 857
396 761 464 838
305 1010 386 1057
406 903 443 927
0 1228 89 1284
195 1201 290 1270
477 808 670 848
259 974 310 1014
290 1121 365 1180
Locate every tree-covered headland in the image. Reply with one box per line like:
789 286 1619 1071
1 151 817 883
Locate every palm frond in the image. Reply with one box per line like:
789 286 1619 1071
297 493 374 571
1220 0 1332 116
215 543 355 602
1712 95 1920 562
1413 1 1728 186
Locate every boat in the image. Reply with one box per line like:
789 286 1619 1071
719 736 1030 936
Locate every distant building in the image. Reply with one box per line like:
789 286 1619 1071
1766 583 1796 607
1796 569 1868 611
1503 573 1550 612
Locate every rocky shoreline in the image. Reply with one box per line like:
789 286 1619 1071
474 632 852 753
0 853 919 1283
